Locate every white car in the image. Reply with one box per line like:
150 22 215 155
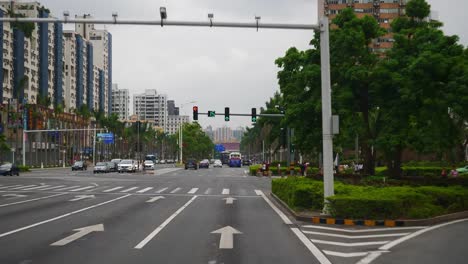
118 159 136 173
144 160 155 170
160 160 166 164
213 160 223 168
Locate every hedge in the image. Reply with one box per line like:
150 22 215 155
272 177 468 219
249 165 319 176
18 165 31 172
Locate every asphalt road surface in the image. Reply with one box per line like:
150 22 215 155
1 165 467 264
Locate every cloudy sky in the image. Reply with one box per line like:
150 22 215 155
39 0 466 130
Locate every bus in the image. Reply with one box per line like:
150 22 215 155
228 152 242 167
220 151 230 165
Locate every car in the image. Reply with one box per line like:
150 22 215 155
93 162 109 173
213 159 223 168
166 159 174 164
242 159 252 166
456 165 468 173
0 163 20 176
199 159 210 169
118 159 137 173
160 159 166 164
111 159 122 165
107 162 118 172
210 159 215 164
154 159 160 164
144 160 155 170
184 159 198 170
71 161 87 171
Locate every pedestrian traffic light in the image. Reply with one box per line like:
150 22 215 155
224 107 230 121
208 111 216 117
251 108 257 122
193 106 198 121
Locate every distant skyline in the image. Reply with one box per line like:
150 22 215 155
38 0 467 129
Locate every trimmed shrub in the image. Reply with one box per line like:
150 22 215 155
249 165 261 175
18 165 30 172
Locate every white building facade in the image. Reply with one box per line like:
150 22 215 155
166 115 190 135
111 84 129 120
133 89 167 130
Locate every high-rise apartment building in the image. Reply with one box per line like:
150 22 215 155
166 115 190 135
133 89 167 130
111 84 129 120
214 126 234 143
167 100 179 116
319 0 407 52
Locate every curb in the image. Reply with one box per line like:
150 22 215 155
270 192 468 227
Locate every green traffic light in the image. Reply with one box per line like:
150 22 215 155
225 117 230 121
251 117 257 122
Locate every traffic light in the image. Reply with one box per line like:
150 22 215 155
224 107 230 121
208 111 216 117
193 106 198 121
251 108 257 122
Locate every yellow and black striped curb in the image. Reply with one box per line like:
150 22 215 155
310 217 404 227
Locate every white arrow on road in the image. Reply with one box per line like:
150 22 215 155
2 194 27 198
223 197 237 205
51 224 104 246
211 226 242 249
68 195 95 202
146 196 165 203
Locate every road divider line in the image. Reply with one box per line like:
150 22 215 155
222 188 230 195
323 250 369 258
302 230 409 239
137 187 153 193
301 225 426 233
0 193 68 208
256 190 292 225
170 187 181 194
0 194 131 239
187 188 199 194
120 187 138 193
155 187 168 193
135 196 198 249
37 185 66 191
291 228 332 264
311 239 389 247
69 186 95 192
55 186 81 191
103 187 124 192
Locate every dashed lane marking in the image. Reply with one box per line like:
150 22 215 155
137 187 153 193
170 187 181 194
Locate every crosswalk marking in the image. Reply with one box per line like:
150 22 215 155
8 185 37 190
310 239 389 247
0 185 26 190
255 190 263 196
103 187 124 192
204 188 212 195
170 187 181 194
302 230 410 239
55 186 81 191
187 188 198 194
120 187 139 193
37 185 66 191
21 185 51 191
69 186 95 192
323 250 369 258
137 187 153 193
155 187 168 193
222 188 230 195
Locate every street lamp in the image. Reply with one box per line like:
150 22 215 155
160 7 167 26
112 12 118 24
179 101 196 164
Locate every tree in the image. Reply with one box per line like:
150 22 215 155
180 123 214 160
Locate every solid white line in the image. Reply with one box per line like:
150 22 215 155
69 186 95 191
302 231 409 239
137 187 153 193
155 187 168 193
103 187 124 192
0 185 24 189
291 228 332 264
36 185 66 191
204 188 212 195
134 196 198 249
380 218 468 251
54 186 81 191
323 250 368 258
256 190 292 225
254 189 263 196
0 193 68 208
0 194 131 239
7 185 37 190
170 187 181 194
188 188 199 194
222 188 230 195
21 185 51 191
120 187 138 193
311 239 389 247
301 225 426 233
356 251 386 264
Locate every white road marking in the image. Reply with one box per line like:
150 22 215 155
5 185 36 190
51 224 104 246
69 195 95 202
256 190 292 225
0 185 23 189
37 185 66 191
69 186 95 192
187 188 199 194
146 196 165 203
21 185 51 191
170 187 181 194
311 239 389 247
301 225 426 233
223 197 237 205
137 187 153 193
204 188 212 195
54 186 81 191
103 187 124 192
0 193 67 208
120 187 139 193
155 187 168 193
254 189 263 196
2 194 28 198
302 231 409 239
356 251 387 264
291 228 332 264
211 226 242 249
323 250 370 258
222 188 230 195
0 194 131 239
135 196 198 249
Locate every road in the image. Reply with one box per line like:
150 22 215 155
1 165 467 264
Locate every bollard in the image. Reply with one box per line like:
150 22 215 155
41 162 44 169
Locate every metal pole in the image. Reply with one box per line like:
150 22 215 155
93 129 96 165
320 17 334 211
22 130 26 166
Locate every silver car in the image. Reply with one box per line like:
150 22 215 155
118 159 136 173
93 162 109 174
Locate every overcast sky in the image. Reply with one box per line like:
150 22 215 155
39 0 466 130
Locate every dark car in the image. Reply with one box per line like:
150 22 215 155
184 159 198 170
199 159 210 169
107 162 118 172
0 163 20 176
242 159 251 166
72 161 87 171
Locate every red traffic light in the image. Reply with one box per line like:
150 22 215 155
193 106 198 111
